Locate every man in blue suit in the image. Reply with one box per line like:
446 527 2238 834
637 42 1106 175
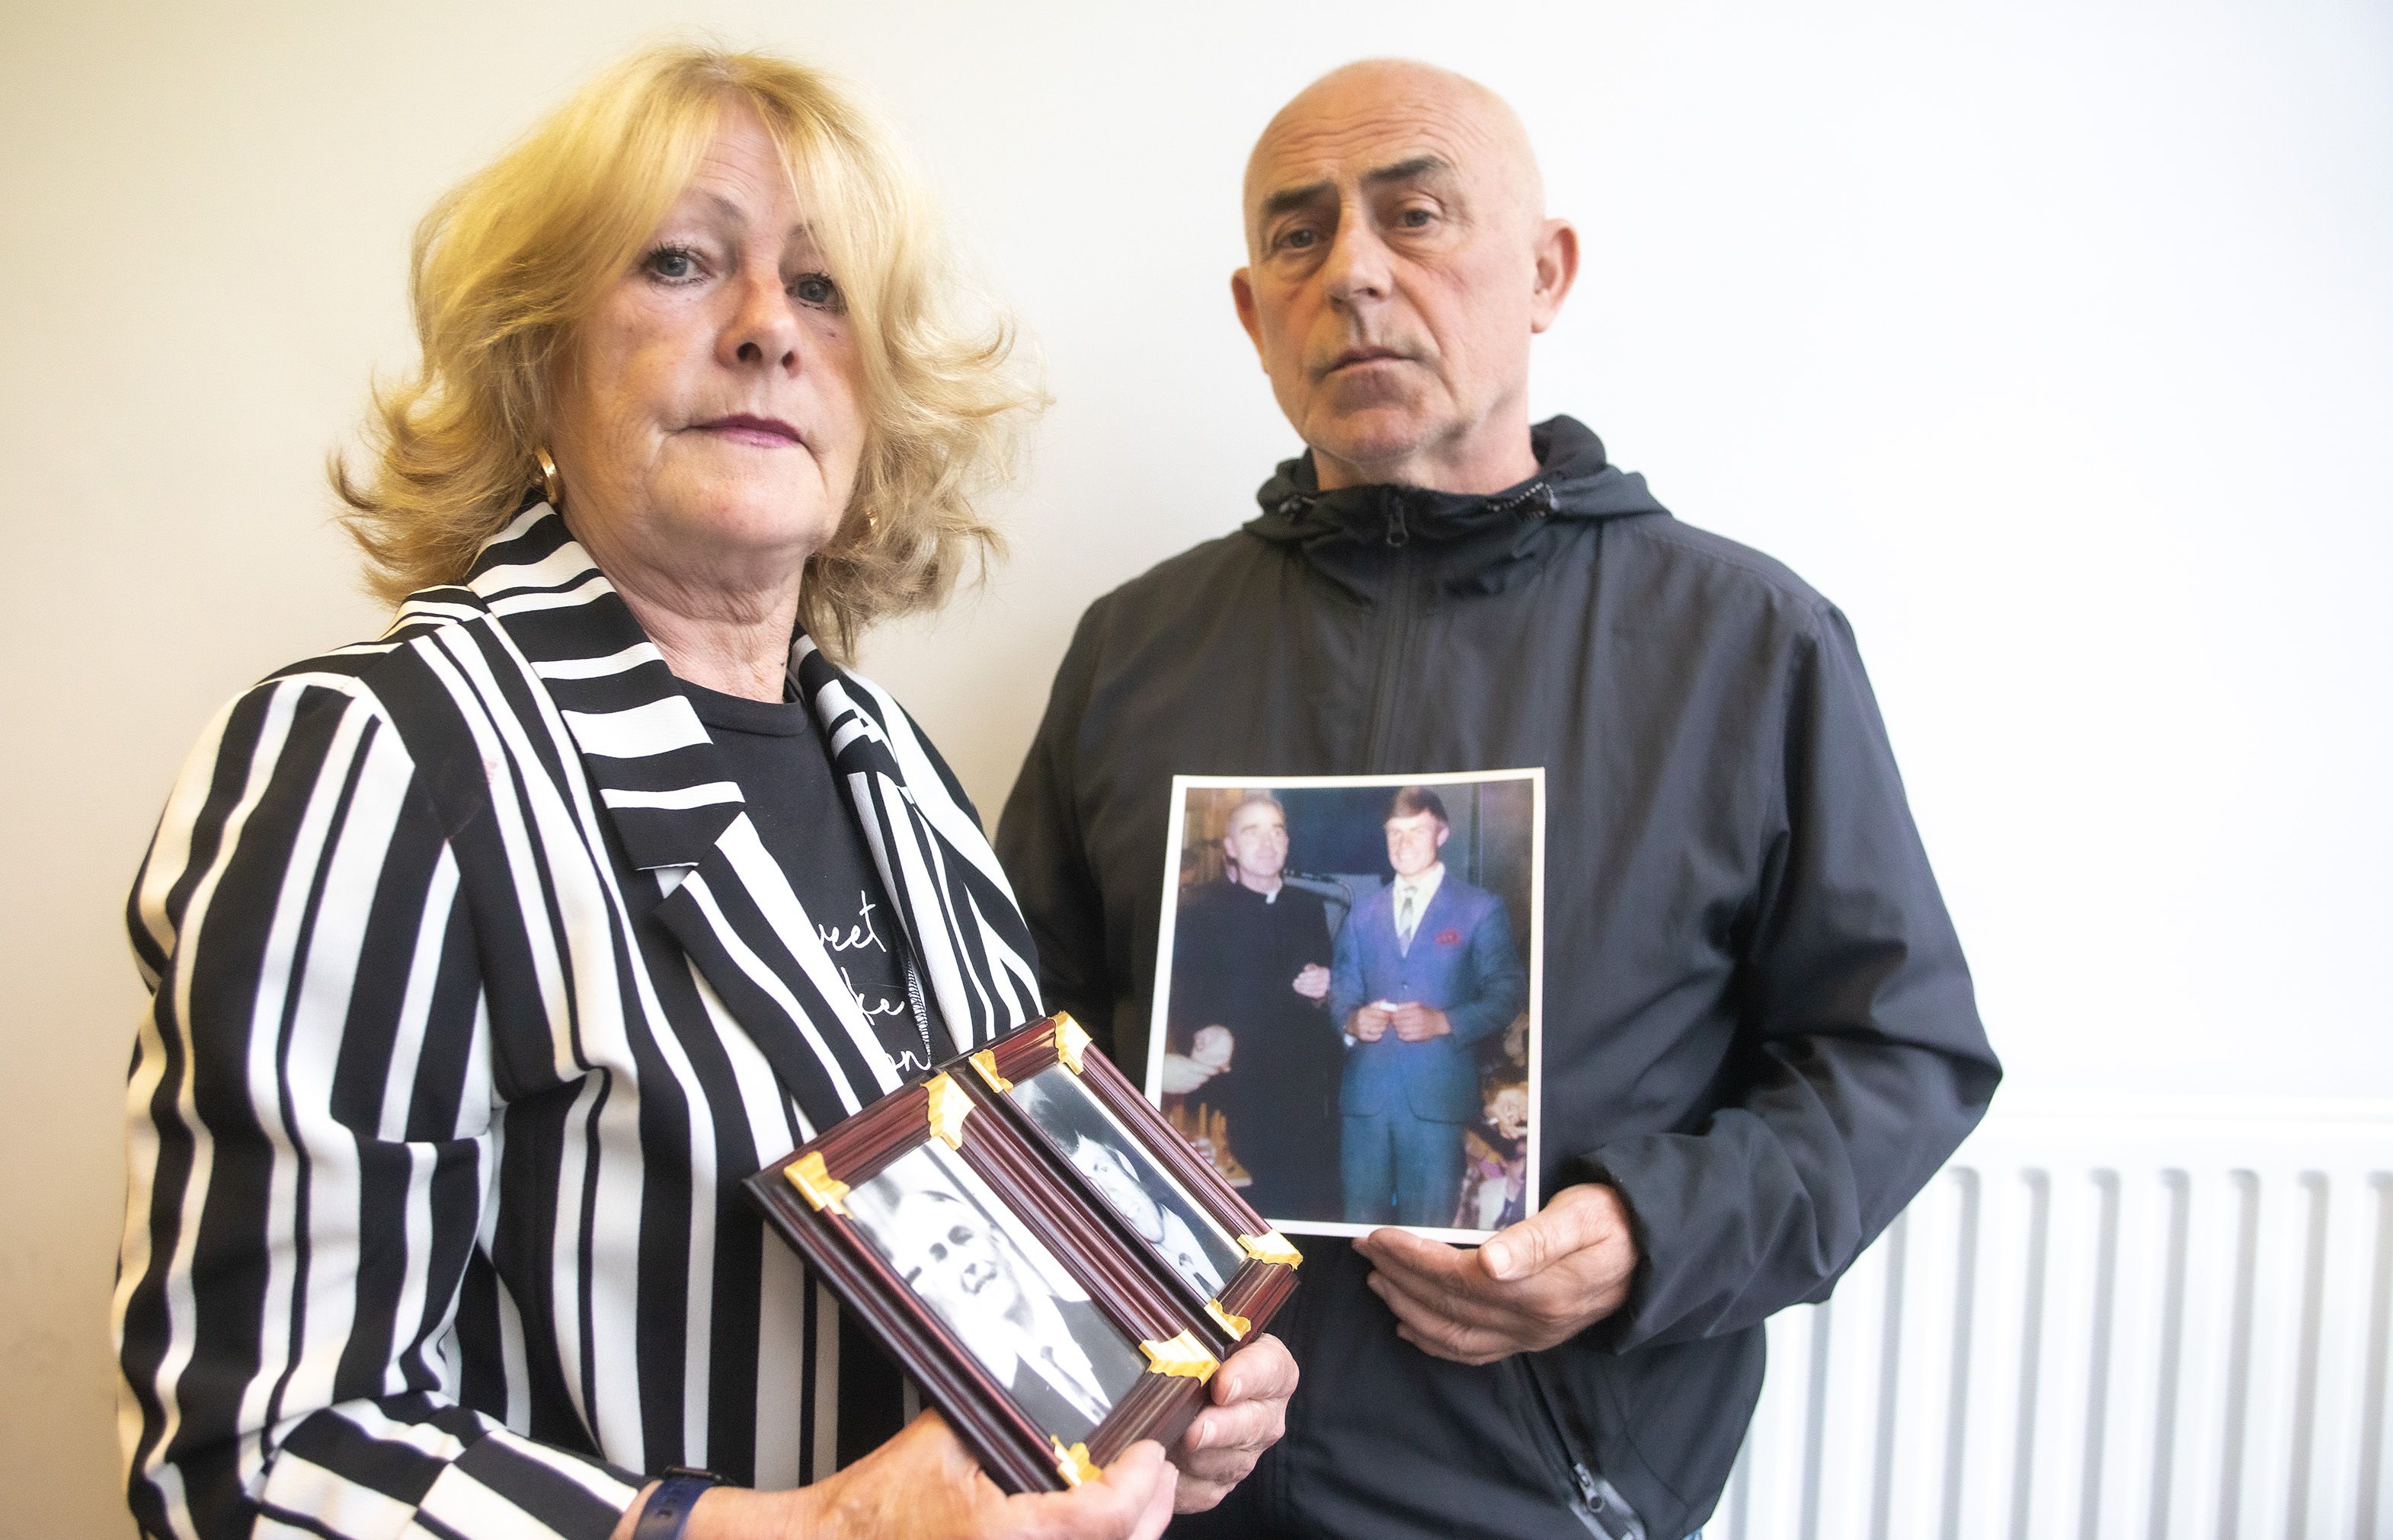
1330 786 1529 1227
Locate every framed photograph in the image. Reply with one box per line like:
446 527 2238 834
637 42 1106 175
1148 771 1544 1243
964 1013 1299 1354
744 1014 1299 1494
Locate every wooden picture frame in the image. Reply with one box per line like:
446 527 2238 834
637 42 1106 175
962 1013 1300 1356
744 1014 1299 1494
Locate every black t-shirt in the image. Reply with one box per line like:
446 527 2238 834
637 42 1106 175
677 679 945 1079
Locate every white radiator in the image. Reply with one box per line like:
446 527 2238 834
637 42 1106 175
1710 1099 2393 1540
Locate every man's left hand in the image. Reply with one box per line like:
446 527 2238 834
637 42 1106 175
1167 1333 1297 1511
1387 1003 1450 1041
1354 1184 1640 1365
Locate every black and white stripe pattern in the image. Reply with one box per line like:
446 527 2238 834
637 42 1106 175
114 508 1042 1539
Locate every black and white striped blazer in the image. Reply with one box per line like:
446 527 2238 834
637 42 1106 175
116 507 1044 1539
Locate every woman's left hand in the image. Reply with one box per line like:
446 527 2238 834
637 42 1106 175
1167 1333 1297 1512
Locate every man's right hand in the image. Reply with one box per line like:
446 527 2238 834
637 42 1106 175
784 1411 1176 1539
1189 1025 1236 1072
1347 1003 1393 1042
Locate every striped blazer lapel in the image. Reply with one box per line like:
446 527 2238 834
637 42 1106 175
793 637 1043 1049
466 507 907 1133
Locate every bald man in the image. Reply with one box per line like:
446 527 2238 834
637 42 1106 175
998 60 1998 1540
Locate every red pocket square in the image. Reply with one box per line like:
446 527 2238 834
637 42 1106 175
1435 928 1462 946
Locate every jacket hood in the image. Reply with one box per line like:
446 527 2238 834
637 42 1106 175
1244 415 1668 598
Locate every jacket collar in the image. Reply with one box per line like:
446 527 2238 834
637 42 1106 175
447 507 1041 1121
1243 415 1669 599
462 505 745 871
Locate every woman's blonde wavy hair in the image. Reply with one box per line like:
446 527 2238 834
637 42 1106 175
334 43 1039 660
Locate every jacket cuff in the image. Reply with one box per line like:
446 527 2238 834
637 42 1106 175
1444 1005 1510 1046
1567 1132 1745 1354
411 1428 642 1540
1559 1151 1650 1350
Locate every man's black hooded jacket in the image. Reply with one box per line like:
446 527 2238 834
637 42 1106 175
995 417 1999 1539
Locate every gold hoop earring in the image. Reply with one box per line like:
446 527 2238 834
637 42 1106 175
534 448 565 510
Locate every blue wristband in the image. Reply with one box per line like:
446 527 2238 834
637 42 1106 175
631 1467 722 1540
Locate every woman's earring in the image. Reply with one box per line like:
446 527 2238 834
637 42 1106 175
535 448 565 510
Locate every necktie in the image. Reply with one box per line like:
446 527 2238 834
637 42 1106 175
1396 886 1419 953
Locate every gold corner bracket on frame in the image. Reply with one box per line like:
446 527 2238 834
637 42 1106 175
968 1048 1013 1092
1051 1436 1100 1487
785 1151 850 1216
1139 1328 1220 1383
924 1072 973 1150
1238 1231 1302 1270
1204 1299 1252 1339
1051 1011 1093 1075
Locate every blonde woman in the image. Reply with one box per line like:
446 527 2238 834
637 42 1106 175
114 44 1292 1540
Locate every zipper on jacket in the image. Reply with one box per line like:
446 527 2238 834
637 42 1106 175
1519 1355 1647 1540
1361 494 1418 769
901 959 935 1067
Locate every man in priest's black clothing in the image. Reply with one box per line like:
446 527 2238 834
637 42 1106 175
1163 794 1345 1220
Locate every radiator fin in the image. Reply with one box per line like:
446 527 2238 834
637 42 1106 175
1712 1105 2393 1540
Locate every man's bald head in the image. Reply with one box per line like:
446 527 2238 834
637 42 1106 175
1230 61 1577 494
1243 60 1546 254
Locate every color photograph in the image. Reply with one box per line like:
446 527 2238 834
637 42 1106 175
1147 772 1544 1241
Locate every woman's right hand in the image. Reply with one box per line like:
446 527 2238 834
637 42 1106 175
784 1410 1176 1540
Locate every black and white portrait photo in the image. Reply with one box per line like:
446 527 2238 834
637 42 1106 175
1011 1066 1246 1297
845 1142 1147 1444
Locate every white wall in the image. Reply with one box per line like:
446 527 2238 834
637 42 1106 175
3 2 2385 1532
